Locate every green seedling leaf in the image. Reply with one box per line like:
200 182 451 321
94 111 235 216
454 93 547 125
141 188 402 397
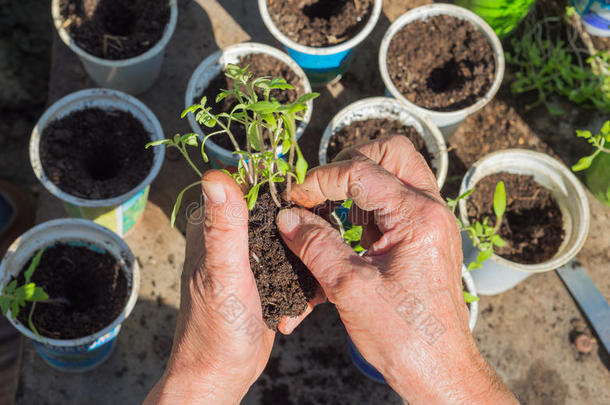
171 182 200 227
181 133 199 146
247 123 261 151
246 183 262 210
493 181 506 221
3 280 17 295
463 291 480 303
146 139 172 149
491 234 507 247
572 155 594 172
296 92 320 104
277 159 291 175
181 104 200 118
295 145 307 184
343 225 363 244
467 261 482 271
477 248 494 264
24 249 45 284
0 296 10 316
248 101 281 115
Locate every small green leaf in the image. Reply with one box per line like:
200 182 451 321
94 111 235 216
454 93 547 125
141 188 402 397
463 290 480 303
0 296 10 316
491 234 507 247
4 280 17 295
246 183 262 210
474 222 483 236
468 261 482 271
546 104 565 116
247 123 261 151
24 249 45 284
29 287 49 302
216 92 230 103
601 121 610 135
181 133 199 146
296 93 320 104
576 130 592 139
477 248 494 264
277 159 291 175
493 181 506 221
248 101 281 115
171 182 201 227
295 146 307 184
572 155 594 172
145 139 172 149
181 104 200 119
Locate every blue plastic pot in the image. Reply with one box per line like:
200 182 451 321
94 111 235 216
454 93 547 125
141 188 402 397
259 0 383 85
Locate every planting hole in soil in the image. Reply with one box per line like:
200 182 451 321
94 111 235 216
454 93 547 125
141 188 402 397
198 53 304 150
59 0 171 59
249 185 318 330
326 118 433 166
15 243 128 339
387 15 495 112
266 0 373 47
467 172 565 264
40 108 153 200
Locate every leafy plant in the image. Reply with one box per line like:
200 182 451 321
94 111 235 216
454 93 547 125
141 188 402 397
448 181 508 271
0 249 48 335
147 64 319 225
337 199 364 253
463 290 480 304
572 120 610 172
506 7 610 114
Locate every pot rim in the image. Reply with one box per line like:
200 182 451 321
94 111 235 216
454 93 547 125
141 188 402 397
0 218 139 347
318 97 448 188
29 88 165 208
185 42 314 161
51 0 178 67
458 149 591 274
258 0 383 55
378 4 505 120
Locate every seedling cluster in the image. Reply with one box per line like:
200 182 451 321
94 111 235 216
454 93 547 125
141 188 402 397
147 64 319 223
572 120 610 172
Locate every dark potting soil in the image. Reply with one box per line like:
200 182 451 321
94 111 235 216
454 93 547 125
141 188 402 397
326 118 432 166
466 172 565 264
15 243 128 339
387 15 496 112
59 0 171 60
267 0 373 47
40 108 154 200
198 53 303 151
249 187 318 330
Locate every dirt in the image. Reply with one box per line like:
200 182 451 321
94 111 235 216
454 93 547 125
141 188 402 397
441 100 555 199
326 118 432 166
198 53 304 151
59 0 171 60
466 172 565 264
40 107 154 200
266 0 373 47
387 15 495 112
248 186 318 330
15 243 128 339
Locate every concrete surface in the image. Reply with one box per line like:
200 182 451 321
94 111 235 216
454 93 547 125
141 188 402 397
14 0 610 404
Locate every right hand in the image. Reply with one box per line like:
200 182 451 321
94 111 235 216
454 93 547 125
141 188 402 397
277 136 517 404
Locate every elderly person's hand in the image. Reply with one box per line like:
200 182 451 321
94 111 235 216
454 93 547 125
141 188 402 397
144 170 275 405
276 136 517 404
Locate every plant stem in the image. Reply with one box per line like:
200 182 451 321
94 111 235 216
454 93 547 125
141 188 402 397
179 147 203 178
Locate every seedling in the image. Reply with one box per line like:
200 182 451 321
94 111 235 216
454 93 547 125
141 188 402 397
337 199 364 253
0 249 48 335
447 181 507 271
572 120 610 172
147 64 319 224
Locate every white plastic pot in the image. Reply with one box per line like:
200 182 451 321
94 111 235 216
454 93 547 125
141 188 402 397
572 0 610 37
0 219 139 372
52 0 178 94
259 0 382 85
348 265 478 383
319 97 448 189
185 42 314 169
458 150 591 295
30 88 165 237
379 4 505 137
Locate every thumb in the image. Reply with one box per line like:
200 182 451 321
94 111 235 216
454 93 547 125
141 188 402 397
186 170 249 284
276 208 371 304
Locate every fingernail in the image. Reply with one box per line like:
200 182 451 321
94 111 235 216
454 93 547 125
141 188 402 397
277 209 301 241
201 180 226 205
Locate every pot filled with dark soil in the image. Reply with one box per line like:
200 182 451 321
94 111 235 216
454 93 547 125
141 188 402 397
458 150 590 295
319 97 448 188
259 0 382 84
379 4 504 136
52 0 178 94
30 89 165 236
347 264 479 383
0 219 139 372
185 42 314 169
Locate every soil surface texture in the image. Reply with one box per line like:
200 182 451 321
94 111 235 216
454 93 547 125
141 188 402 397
248 187 318 330
59 0 171 60
467 172 564 264
387 15 495 112
326 118 432 166
40 107 154 200
16 243 128 339
267 0 373 47
199 53 303 151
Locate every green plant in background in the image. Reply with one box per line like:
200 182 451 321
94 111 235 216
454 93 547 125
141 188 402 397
147 64 319 225
0 249 48 335
456 0 536 37
506 7 610 115
572 120 610 171
572 120 610 207
447 181 507 271
338 199 364 253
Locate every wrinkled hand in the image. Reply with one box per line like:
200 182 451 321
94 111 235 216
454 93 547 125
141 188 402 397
145 170 274 405
277 136 517 404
